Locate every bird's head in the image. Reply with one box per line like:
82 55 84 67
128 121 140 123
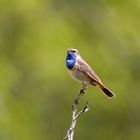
67 48 79 55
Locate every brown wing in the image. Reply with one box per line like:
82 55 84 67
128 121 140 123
77 58 101 83
77 57 115 98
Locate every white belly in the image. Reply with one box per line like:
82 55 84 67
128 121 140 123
68 68 90 85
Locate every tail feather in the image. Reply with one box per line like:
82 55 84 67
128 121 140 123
97 82 115 98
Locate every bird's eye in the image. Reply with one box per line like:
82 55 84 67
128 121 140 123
72 50 76 53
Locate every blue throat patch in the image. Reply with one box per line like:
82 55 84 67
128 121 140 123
66 54 76 69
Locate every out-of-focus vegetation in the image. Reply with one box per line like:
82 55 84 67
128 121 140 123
0 0 140 140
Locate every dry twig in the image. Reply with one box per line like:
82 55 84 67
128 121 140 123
63 89 89 140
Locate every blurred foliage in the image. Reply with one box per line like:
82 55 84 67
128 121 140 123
0 0 140 140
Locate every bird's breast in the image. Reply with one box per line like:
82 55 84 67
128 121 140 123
69 65 91 84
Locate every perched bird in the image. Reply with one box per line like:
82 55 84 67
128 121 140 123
66 48 115 98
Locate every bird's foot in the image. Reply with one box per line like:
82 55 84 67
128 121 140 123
80 88 86 95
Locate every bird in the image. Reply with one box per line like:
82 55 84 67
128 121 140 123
66 48 115 98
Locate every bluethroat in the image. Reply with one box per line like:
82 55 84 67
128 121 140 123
66 48 115 98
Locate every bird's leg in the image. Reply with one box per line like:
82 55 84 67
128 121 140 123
80 87 85 95
80 83 88 95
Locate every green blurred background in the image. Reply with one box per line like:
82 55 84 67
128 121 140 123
0 0 140 140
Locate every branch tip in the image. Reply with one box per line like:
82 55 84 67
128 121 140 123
63 88 90 140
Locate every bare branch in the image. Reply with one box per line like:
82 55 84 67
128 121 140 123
63 89 89 140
